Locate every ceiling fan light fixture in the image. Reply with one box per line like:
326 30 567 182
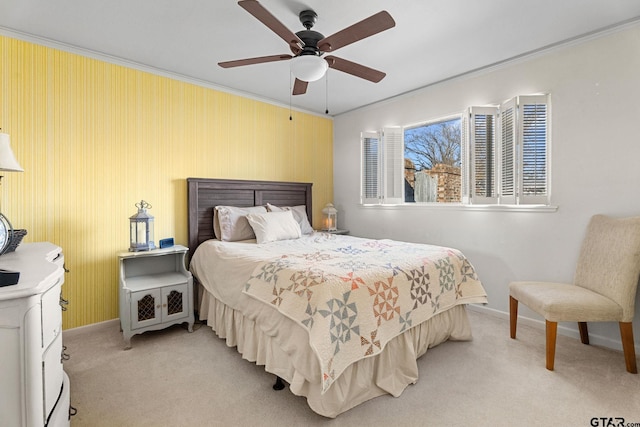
290 55 328 82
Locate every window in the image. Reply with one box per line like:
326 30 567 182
519 96 549 203
360 128 404 204
466 95 550 205
404 116 462 203
467 106 499 204
361 132 379 204
360 94 550 206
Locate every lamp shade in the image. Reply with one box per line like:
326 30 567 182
0 133 24 172
290 55 328 82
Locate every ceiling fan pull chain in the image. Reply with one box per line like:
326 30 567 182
325 71 329 115
289 71 293 121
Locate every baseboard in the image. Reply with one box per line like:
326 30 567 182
63 306 639 354
63 318 120 339
466 303 639 353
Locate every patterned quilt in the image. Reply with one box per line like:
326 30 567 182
242 233 487 393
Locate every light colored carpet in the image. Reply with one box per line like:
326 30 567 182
62 310 639 426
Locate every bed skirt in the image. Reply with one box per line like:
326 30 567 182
199 287 474 418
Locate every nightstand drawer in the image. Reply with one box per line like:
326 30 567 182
41 278 63 349
42 332 64 419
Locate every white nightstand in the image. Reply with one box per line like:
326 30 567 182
118 245 194 349
323 229 349 235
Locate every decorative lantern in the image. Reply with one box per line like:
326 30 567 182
321 203 338 232
129 200 155 252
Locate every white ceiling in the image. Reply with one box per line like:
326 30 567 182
2 0 640 116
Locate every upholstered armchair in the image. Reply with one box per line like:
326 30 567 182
509 214 640 373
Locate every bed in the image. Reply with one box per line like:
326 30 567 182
187 178 488 418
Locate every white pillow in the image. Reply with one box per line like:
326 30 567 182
246 210 302 244
266 203 314 234
214 205 267 241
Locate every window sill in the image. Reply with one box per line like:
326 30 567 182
359 203 558 213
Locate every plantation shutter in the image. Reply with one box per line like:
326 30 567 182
361 131 380 204
381 127 404 204
518 95 549 204
468 106 499 204
460 114 470 203
500 98 517 204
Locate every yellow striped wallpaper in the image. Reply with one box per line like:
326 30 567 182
0 36 334 329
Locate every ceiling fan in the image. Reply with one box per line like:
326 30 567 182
218 0 396 95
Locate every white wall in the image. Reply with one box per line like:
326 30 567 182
333 23 640 352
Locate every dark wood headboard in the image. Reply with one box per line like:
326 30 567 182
187 178 313 259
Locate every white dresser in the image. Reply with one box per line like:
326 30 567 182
0 242 70 427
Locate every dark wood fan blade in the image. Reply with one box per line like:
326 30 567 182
325 56 386 83
239 0 303 49
318 11 395 52
292 79 308 95
218 54 292 68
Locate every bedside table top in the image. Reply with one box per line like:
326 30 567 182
321 229 349 235
118 244 188 259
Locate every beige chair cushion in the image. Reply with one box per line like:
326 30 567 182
509 281 623 322
574 215 640 322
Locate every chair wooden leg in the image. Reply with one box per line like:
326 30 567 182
578 322 589 345
546 320 557 371
619 322 638 374
509 296 518 339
